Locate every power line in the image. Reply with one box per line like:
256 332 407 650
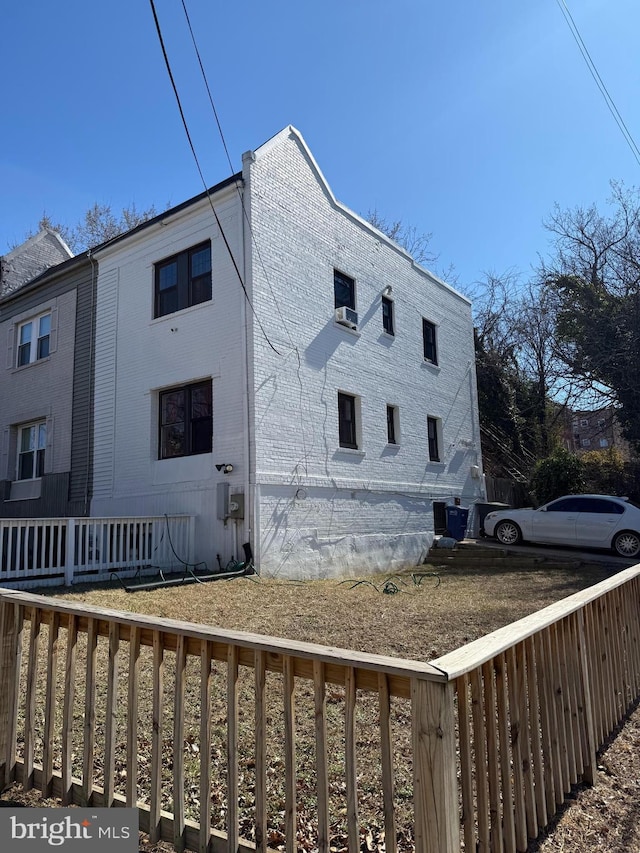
178 0 296 348
555 0 640 168
179 0 235 177
147 0 281 354
178 0 313 469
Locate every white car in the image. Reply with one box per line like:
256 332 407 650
483 494 640 558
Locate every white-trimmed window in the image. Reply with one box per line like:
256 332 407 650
427 416 442 462
17 421 46 480
338 391 361 450
17 313 51 366
422 319 438 365
382 296 394 335
386 405 399 445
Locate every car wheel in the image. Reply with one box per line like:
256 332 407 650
613 530 640 558
495 520 523 546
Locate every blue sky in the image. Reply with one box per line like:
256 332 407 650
1 0 639 292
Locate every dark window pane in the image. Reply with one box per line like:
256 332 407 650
37 335 50 359
19 452 34 480
427 417 440 461
423 319 438 364
338 393 357 448
334 271 355 310
36 449 45 478
158 262 178 290
191 273 212 306
191 418 212 454
191 247 211 278
387 406 397 444
161 390 185 425
18 343 31 366
161 424 185 458
382 297 394 335
191 384 212 418
159 289 179 317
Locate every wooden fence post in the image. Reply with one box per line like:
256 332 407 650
412 677 459 853
0 600 22 789
64 518 76 586
576 609 597 786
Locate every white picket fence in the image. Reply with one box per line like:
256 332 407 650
0 515 196 588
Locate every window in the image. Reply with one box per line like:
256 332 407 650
159 380 212 459
382 296 394 335
338 392 358 449
154 242 212 318
334 270 355 310
580 418 589 427
17 313 51 366
599 438 609 448
427 416 441 462
581 438 591 447
386 405 399 444
422 319 438 365
18 422 46 480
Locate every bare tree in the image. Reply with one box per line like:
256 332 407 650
16 202 164 254
542 182 640 449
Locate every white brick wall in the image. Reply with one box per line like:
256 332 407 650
244 127 484 577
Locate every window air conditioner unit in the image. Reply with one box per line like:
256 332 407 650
335 306 358 329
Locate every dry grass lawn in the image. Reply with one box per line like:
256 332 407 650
2 554 639 851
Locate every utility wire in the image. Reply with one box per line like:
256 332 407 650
178 0 297 348
179 0 235 176
148 0 281 354
179 0 313 469
555 0 640 168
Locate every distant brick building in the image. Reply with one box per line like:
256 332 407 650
564 408 630 458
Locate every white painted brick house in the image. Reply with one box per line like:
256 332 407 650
91 126 484 578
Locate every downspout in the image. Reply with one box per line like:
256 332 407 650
84 250 98 516
239 161 257 571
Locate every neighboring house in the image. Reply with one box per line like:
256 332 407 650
564 408 630 458
0 250 95 517
0 229 73 298
90 126 484 578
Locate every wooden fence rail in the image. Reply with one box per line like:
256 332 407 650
431 564 640 853
0 565 640 852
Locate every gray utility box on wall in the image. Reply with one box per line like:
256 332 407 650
216 482 245 520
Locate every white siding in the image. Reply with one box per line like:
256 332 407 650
91 189 249 565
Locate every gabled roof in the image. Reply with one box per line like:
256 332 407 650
0 228 73 297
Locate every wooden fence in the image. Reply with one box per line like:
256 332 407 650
0 515 195 587
1 565 640 852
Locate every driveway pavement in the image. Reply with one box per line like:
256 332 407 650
462 536 639 569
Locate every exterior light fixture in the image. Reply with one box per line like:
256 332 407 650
215 463 234 474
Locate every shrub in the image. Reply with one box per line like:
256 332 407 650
529 449 585 505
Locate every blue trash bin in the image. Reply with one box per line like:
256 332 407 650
445 505 469 541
